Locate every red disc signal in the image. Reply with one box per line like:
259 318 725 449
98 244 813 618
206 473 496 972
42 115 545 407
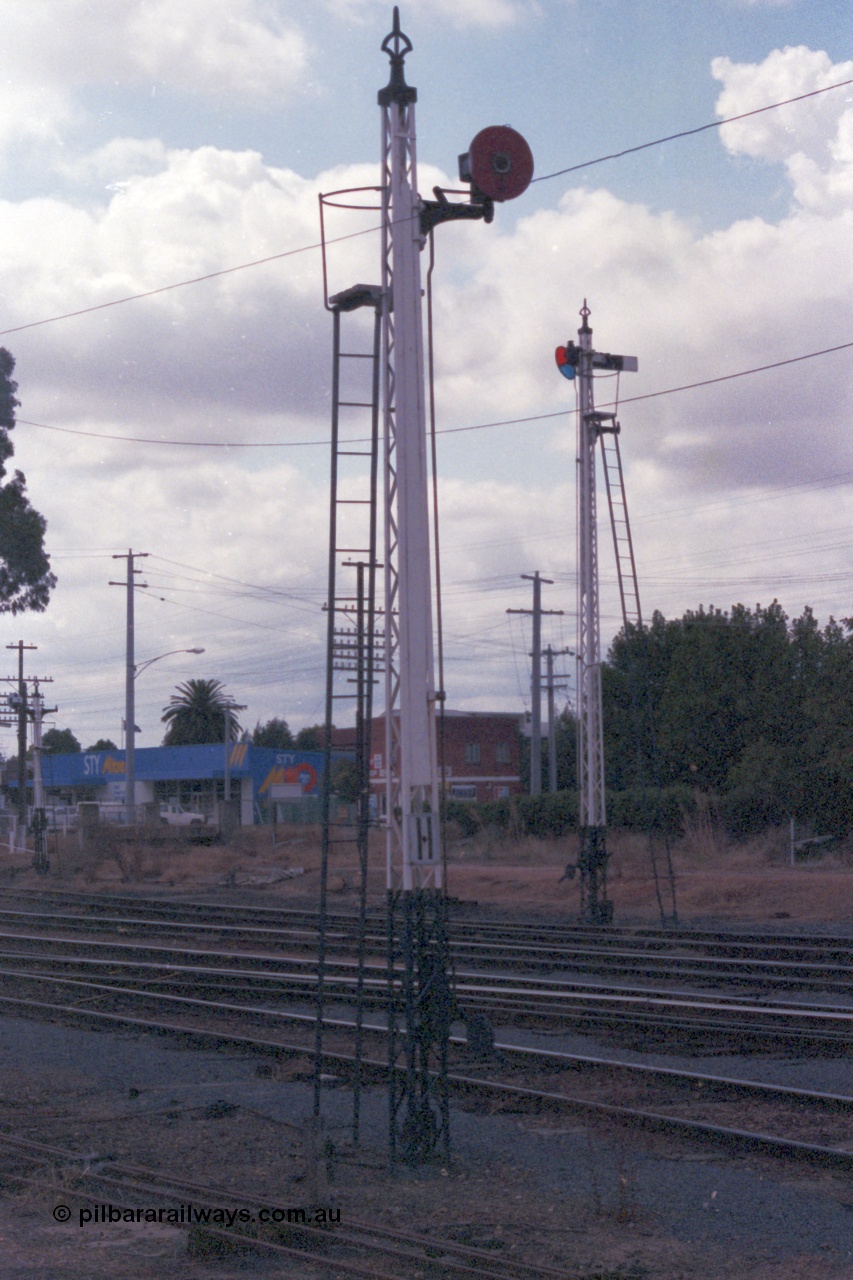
466 126 534 202
555 346 576 380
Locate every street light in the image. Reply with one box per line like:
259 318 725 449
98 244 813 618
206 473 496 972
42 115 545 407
223 701 247 804
123 646 205 825
135 648 205 678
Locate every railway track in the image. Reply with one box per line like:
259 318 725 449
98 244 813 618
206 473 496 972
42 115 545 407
0 924 851 1049
0 887 851 1170
0 1132 571 1279
1 887 852 998
0 957 852 1172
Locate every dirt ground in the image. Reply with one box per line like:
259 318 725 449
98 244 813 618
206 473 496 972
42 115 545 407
4 820 851 928
0 1045 851 1280
0 822 852 1276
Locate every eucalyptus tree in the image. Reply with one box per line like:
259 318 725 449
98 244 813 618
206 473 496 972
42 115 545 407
0 349 56 614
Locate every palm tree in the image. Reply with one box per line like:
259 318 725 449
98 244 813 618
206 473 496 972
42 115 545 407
161 679 243 747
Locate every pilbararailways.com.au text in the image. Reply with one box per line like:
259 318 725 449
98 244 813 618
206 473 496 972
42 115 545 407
54 1203 341 1229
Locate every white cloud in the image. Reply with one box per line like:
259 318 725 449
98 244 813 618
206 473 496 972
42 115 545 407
0 0 309 154
125 0 308 100
713 46 853 212
420 47 853 504
0 80 76 151
56 138 171 189
431 179 851 492
322 0 530 27
2 42 852 741
0 147 358 429
0 0 532 162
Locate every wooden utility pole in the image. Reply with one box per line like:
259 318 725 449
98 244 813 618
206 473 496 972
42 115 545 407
110 550 149 827
6 641 36 828
507 574 563 796
543 645 572 793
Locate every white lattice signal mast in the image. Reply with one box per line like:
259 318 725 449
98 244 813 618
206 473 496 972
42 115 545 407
378 8 533 891
556 303 637 923
379 12 437 892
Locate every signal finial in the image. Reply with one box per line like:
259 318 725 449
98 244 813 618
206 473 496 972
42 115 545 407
379 7 416 106
580 299 591 334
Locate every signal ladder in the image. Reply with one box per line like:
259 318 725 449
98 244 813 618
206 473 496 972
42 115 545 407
590 412 642 630
592 413 677 922
315 284 385 1142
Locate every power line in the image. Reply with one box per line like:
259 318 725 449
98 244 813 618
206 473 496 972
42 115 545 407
532 76 853 183
0 224 377 339
1 79 849 342
151 590 319 637
18 337 853 450
17 419 325 448
438 341 853 432
617 341 853 407
148 554 323 609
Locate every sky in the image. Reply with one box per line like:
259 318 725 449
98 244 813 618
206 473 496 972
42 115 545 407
0 0 850 752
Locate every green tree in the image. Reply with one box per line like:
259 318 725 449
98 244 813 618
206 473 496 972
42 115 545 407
251 717 294 750
85 738 118 752
601 601 853 838
519 713 575 792
41 727 80 753
0 349 56 614
330 757 359 802
295 724 324 751
554 709 578 790
161 679 243 746
795 616 853 833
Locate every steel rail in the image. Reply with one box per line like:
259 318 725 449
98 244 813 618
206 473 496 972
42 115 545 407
0 987 851 1173
2 927 853 1057
0 1132 571 1280
6 920 851 994
2 894 849 965
0 893 851 990
5 962 846 1114
6 928 852 1011
2 962 853 1118
4 887 853 956
1 921 850 1008
1 937 851 1041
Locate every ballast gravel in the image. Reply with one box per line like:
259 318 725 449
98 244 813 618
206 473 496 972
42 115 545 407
0 1013 851 1277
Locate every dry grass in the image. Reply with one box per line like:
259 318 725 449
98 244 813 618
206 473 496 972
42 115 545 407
0 816 850 926
0 823 851 1277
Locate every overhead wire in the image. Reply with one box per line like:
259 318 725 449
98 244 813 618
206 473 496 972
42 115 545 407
0 225 377 339
10 77 853 737
531 77 853 183
148 588 319 637
0 76 849 342
17 337 853 451
507 613 530 712
147 554 324 607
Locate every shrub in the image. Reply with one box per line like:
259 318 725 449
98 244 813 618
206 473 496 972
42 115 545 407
441 797 481 838
476 798 512 832
515 791 578 839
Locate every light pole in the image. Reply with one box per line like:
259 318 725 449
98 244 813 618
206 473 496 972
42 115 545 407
123 646 205 824
135 648 205 678
110 551 149 828
222 702 247 804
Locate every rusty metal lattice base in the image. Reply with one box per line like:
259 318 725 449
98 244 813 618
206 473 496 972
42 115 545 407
387 887 452 1166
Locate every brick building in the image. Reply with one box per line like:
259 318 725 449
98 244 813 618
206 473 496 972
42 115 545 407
332 710 523 804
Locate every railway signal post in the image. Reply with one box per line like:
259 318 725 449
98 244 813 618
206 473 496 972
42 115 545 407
379 8 450 1166
376 8 533 1164
556 304 637 924
315 7 533 1164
